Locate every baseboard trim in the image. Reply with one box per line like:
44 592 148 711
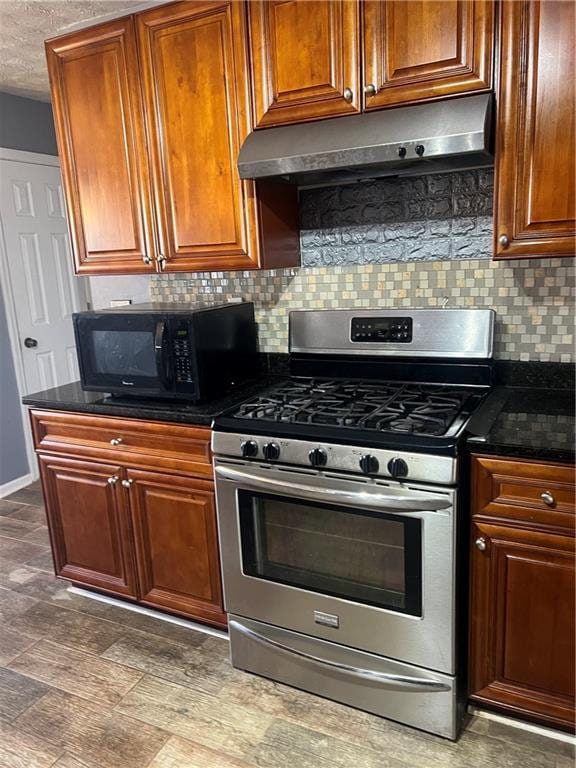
467 704 576 745
0 472 34 499
67 586 229 641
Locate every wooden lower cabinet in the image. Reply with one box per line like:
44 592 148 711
127 470 226 628
34 412 226 629
469 455 576 731
38 455 138 599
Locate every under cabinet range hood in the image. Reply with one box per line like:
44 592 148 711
238 94 493 186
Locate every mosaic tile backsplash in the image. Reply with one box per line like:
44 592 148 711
151 169 574 362
152 259 574 362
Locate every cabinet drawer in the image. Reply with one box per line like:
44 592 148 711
472 455 575 532
31 410 212 478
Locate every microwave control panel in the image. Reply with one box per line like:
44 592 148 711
172 327 194 383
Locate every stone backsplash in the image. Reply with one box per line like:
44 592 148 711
299 169 493 265
150 169 574 362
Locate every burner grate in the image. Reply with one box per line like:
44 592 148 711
232 379 472 437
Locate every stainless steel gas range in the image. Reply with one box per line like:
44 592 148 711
212 308 495 740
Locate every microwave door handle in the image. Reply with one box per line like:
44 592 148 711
154 320 170 387
214 465 451 513
230 620 450 692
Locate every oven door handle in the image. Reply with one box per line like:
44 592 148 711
215 465 451 512
230 620 450 692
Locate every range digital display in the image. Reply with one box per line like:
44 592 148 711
351 317 413 343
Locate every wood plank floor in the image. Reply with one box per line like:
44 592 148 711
0 482 572 768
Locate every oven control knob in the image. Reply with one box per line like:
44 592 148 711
240 440 258 458
263 442 281 461
308 448 327 467
359 455 379 475
387 458 408 479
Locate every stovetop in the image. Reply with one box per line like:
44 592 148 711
232 378 473 437
214 376 491 456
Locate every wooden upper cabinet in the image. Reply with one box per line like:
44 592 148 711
363 1 494 110
249 0 360 128
494 1 575 259
136 1 297 272
45 18 156 274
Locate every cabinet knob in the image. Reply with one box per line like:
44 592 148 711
107 475 119 485
540 490 556 507
157 255 167 270
475 537 487 551
110 437 123 446
121 479 133 489
142 255 152 265
498 234 510 247
364 83 377 96
343 87 353 103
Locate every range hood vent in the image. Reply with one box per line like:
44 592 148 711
238 94 493 186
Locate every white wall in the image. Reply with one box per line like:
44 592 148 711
88 275 150 309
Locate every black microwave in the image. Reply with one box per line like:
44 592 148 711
73 302 258 402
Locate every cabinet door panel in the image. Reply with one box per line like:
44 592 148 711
137 1 259 271
470 521 575 729
250 0 360 127
363 1 494 109
495 1 575 258
46 18 156 274
38 455 138 597
128 470 226 627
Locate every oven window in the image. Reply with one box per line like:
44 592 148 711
238 492 422 616
92 330 157 377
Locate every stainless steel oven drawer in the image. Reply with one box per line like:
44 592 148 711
229 614 460 740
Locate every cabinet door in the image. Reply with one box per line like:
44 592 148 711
46 18 156 274
136 1 260 272
363 1 494 110
249 0 360 127
38 455 138 598
494 1 575 259
127 470 226 628
470 521 575 729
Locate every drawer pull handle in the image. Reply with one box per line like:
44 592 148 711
107 475 119 485
540 491 555 507
121 479 133 489
475 537 487 551
110 437 123 446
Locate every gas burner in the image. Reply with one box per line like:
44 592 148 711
231 379 473 438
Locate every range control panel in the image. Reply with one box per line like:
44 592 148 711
351 316 413 343
172 327 194 383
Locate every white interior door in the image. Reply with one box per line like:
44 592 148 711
0 155 88 394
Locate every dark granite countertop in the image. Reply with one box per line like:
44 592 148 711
467 386 575 464
23 360 575 463
22 378 277 427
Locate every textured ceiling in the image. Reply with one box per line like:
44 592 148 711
0 0 148 101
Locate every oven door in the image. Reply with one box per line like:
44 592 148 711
74 313 172 395
215 460 457 674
